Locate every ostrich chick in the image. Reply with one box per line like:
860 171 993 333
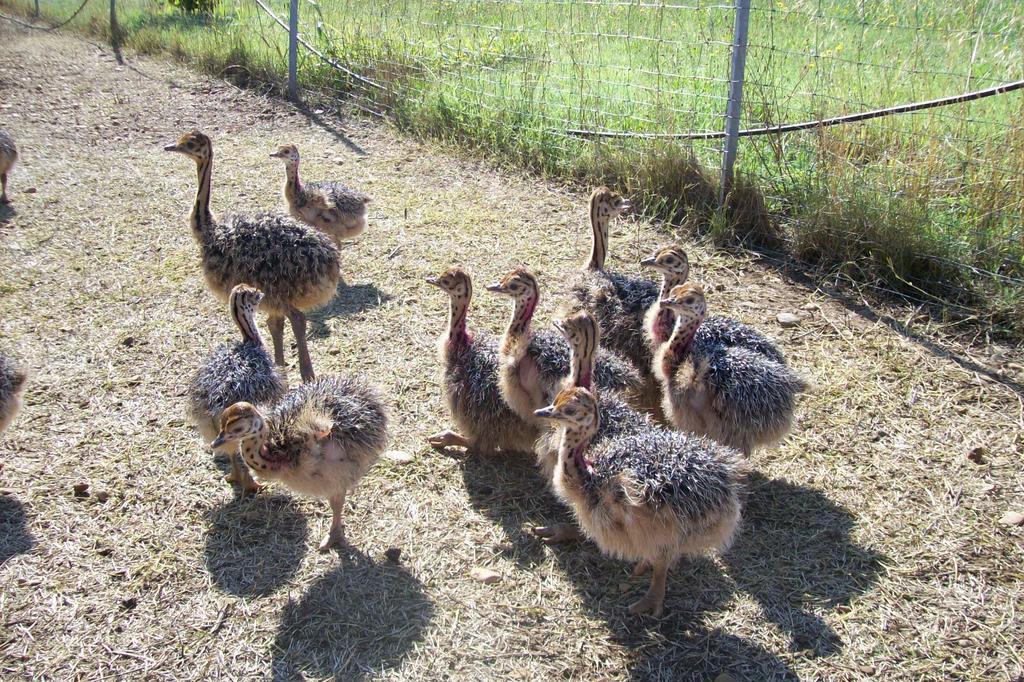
487 267 642 429
563 187 673 375
425 267 537 454
212 376 388 552
532 310 653 544
0 129 17 205
271 144 371 245
0 353 27 434
535 386 746 616
656 283 808 456
187 284 287 494
164 130 340 383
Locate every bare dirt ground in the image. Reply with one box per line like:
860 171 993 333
0 23 1022 681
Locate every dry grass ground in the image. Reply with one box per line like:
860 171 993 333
0 23 1022 681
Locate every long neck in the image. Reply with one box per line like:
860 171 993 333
506 292 538 341
662 313 701 378
568 337 597 392
232 302 262 345
585 201 609 270
652 273 689 345
283 162 302 201
238 420 270 462
190 153 214 235
560 427 595 485
447 292 470 347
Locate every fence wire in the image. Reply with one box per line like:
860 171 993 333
7 0 1023 332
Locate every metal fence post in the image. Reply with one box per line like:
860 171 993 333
34 0 39 17
720 0 752 205
287 0 299 100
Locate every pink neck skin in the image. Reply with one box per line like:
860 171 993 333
651 274 688 345
508 293 538 339
662 313 701 378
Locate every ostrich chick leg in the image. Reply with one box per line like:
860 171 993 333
427 429 472 450
225 452 263 495
286 307 315 383
629 559 669 617
532 523 583 544
267 314 286 366
318 490 348 553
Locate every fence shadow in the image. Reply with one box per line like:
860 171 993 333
0 493 33 565
270 547 434 681
748 253 1024 398
203 492 308 597
308 282 391 339
294 104 368 157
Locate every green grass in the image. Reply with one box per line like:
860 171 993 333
8 0 1023 333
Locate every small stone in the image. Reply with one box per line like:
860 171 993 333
384 450 414 463
966 446 987 464
776 312 802 328
121 336 135 347
24 187 37 194
470 567 502 584
73 482 90 497
617 582 631 594
95 491 110 503
333 157 345 165
800 302 820 311
97 546 113 557
857 665 876 676
385 547 402 564
998 511 1024 526
714 674 736 682
120 597 138 610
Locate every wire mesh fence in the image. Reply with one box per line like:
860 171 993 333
3 0 1023 334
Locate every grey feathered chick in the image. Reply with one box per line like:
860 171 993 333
212 375 388 552
426 267 537 454
271 144 371 245
655 283 808 456
0 129 17 204
187 284 287 493
487 267 643 431
0 353 27 434
535 386 746 617
165 131 341 383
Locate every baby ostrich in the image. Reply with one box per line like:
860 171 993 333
564 187 676 374
532 311 652 544
535 386 746 617
656 283 808 456
270 144 371 246
0 353 27 434
487 267 642 427
0 129 17 205
187 284 287 494
425 267 537 454
212 376 388 552
164 131 340 383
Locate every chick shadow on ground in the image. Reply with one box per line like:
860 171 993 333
0 494 34 565
203 490 309 597
0 203 14 228
723 471 885 658
449 446 881 679
442 445 563 569
443 443 796 679
308 282 392 340
270 547 434 681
